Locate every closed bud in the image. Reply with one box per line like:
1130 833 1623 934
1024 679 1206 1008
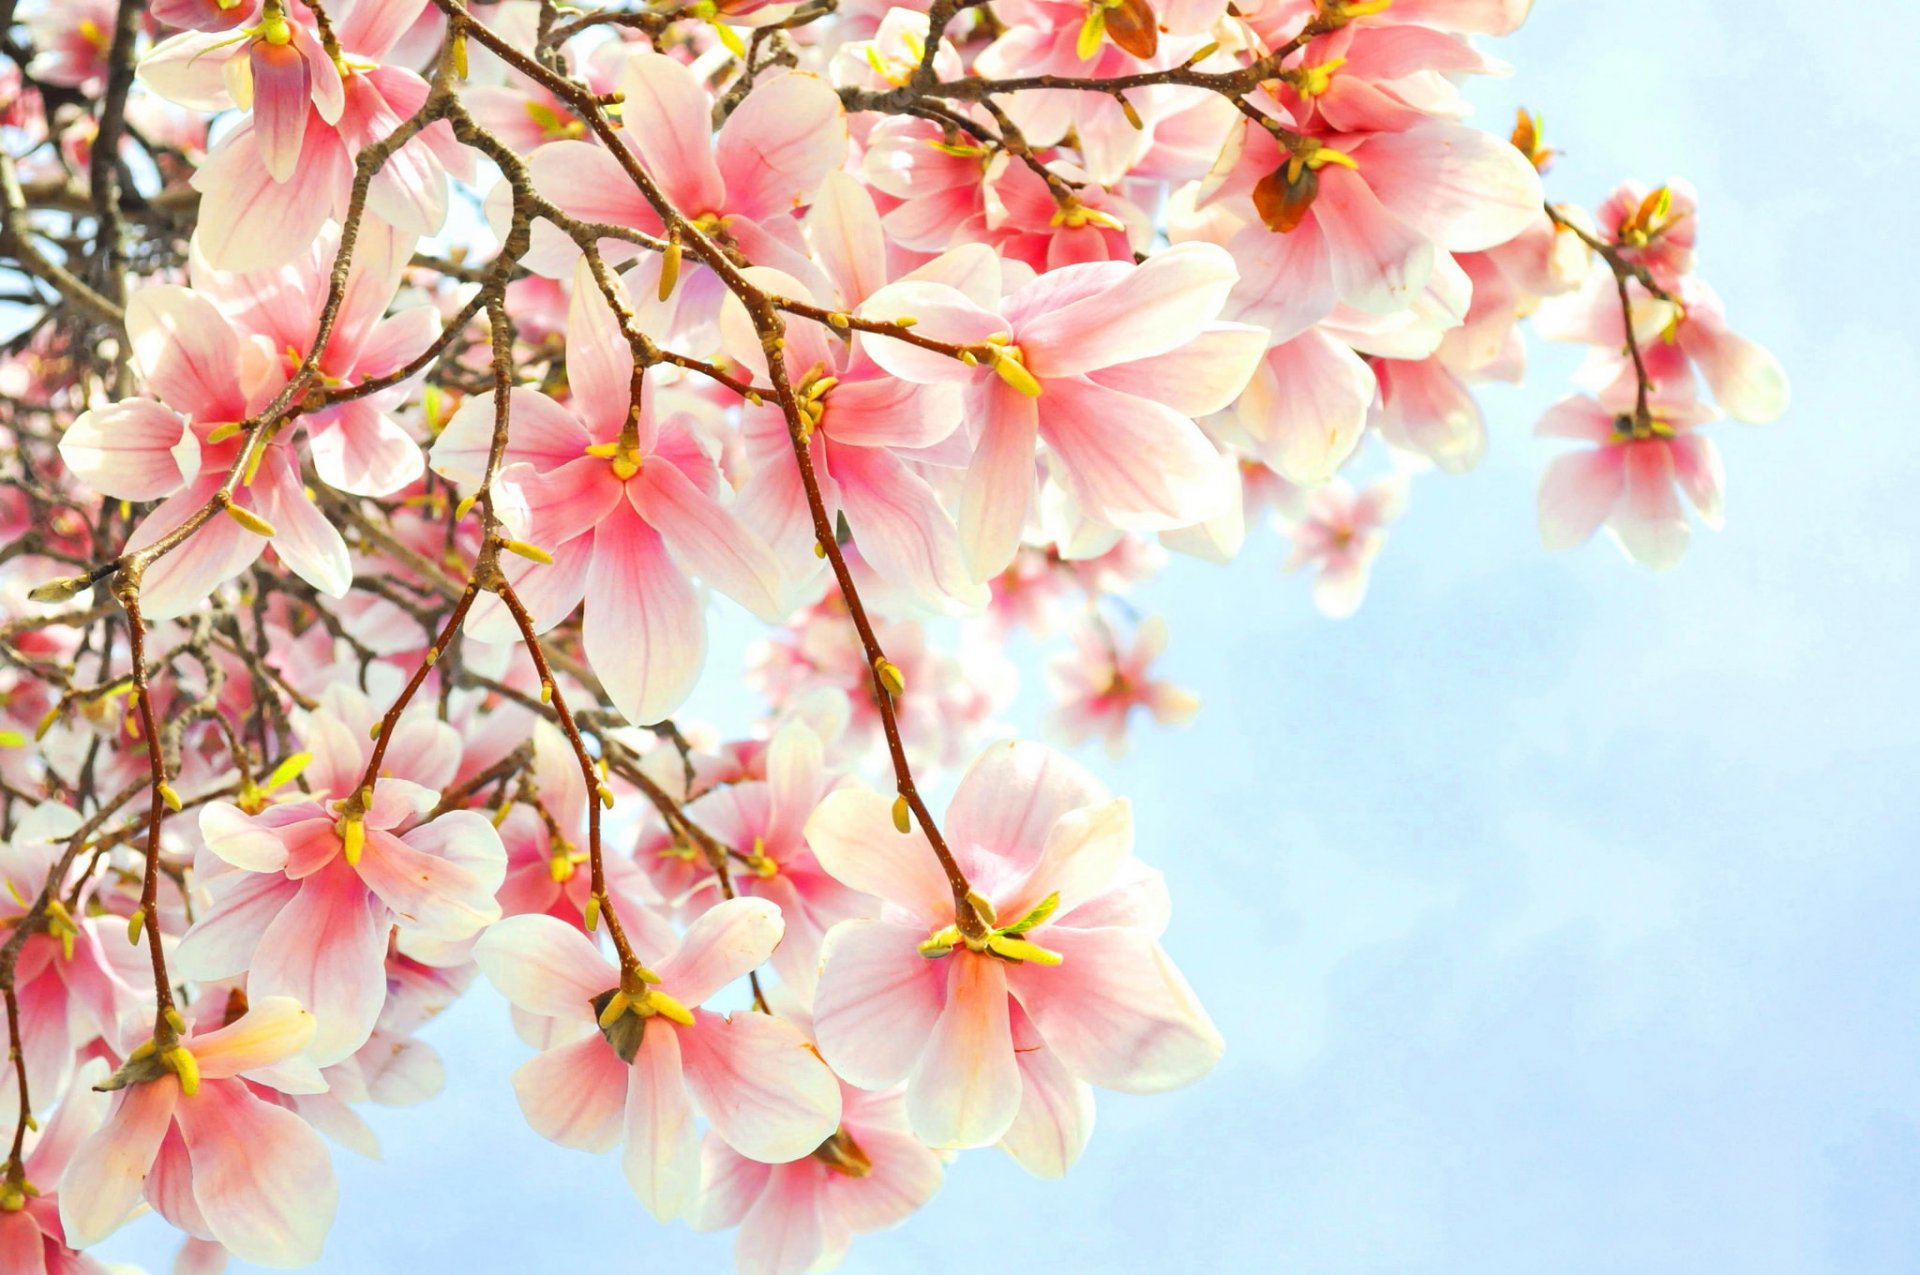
28 574 90 604
891 794 911 833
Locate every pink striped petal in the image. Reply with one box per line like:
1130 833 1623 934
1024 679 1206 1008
623 1024 700 1221
511 1033 629 1153
906 955 1019 1148
681 1010 841 1162
813 919 947 1089
59 399 200 500
1007 926 1222 1093
175 1083 337 1266
473 913 617 1021
656 897 784 1007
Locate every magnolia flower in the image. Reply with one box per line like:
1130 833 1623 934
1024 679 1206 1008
60 998 337 1266
694 1009 943 1275
1281 475 1407 617
177 686 505 1065
859 241 1264 581
520 48 847 277
808 740 1221 1148
474 900 842 1221
1045 615 1199 757
1534 388 1723 570
430 265 787 726
676 721 869 994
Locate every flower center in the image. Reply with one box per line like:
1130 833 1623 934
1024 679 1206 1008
918 890 1064 965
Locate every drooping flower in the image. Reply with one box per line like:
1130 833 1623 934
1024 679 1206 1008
60 998 338 1267
808 740 1221 1149
474 900 843 1221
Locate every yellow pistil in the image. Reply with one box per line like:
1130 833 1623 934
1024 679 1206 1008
44 899 79 962
1048 198 1127 232
981 337 1043 398
584 439 645 481
745 836 778 879
1293 56 1346 98
336 799 367 868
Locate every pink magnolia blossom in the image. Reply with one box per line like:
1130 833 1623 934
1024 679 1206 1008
473 900 843 1221
1045 615 1199 757
0 1066 118 1275
720 177 981 611
693 1006 943 1275
59 997 337 1266
1281 475 1407 617
1534 387 1723 570
808 740 1221 1148
142 0 466 271
177 685 505 1064
1197 103 1542 341
429 266 788 726
674 721 870 993
520 49 847 278
859 241 1263 580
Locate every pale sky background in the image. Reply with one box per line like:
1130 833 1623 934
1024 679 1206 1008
93 0 1920 1271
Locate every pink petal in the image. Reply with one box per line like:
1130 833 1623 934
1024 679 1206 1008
1021 242 1239 378
1363 122 1544 253
251 449 352 597
124 286 246 420
192 118 349 273
634 460 788 623
623 1023 700 1221
813 919 947 1089
998 1007 1095 1178
1039 375 1233 531
249 40 311 184
906 954 1019 1148
1086 321 1268 419
250 861 388 1066
585 502 705 726
1008 926 1222 1093
473 913 618 1021
657 897 785 1006
1234 329 1376 485
305 399 424 498
58 1079 178 1248
855 282 1003 384
59 399 200 500
511 1033 629 1152
361 813 505 941
175 1082 337 1266
1537 447 1624 551
735 1167 831 1275
1669 432 1726 529
1315 166 1435 316
681 1010 842 1162
804 791 952 922
832 443 983 610
944 741 1106 887
958 378 1040 581
190 996 317 1080
716 70 848 223
1610 440 1690 569
614 51 726 215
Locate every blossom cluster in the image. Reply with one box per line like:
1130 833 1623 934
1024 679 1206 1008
0 0 1783 1270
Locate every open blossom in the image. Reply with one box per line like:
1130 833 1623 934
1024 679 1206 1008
521 48 848 277
859 241 1265 581
1282 475 1408 618
430 265 788 726
808 740 1222 1149
676 721 870 993
141 0 468 271
60 997 337 1266
1534 381 1723 570
1046 615 1199 757
474 900 842 1221
177 685 505 1064
694 1005 943 1275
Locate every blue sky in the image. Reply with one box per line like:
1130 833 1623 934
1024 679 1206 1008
95 1 1920 1270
